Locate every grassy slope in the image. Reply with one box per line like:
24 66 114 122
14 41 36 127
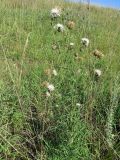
0 0 120 159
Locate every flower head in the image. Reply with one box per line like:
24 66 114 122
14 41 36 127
46 83 55 92
51 7 61 18
68 42 75 49
54 23 65 32
53 69 57 76
67 21 75 29
92 49 104 59
81 38 89 47
44 69 51 77
70 42 74 46
94 69 102 77
76 103 81 107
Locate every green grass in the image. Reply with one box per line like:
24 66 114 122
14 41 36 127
0 0 120 159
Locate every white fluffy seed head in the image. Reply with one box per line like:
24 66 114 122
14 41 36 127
76 103 81 107
51 7 61 18
68 42 75 50
94 69 102 77
70 43 74 46
53 69 57 76
54 23 65 32
47 83 55 92
81 38 89 47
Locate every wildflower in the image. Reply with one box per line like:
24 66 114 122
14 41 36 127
92 49 104 59
54 23 65 32
81 38 89 47
46 83 55 92
70 42 74 46
67 21 75 29
94 69 102 77
53 69 57 76
76 103 81 107
68 42 75 49
50 7 61 18
46 91 51 97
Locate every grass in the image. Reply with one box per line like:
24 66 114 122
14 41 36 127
0 0 120 159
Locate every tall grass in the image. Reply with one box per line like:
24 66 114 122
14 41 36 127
0 0 120 159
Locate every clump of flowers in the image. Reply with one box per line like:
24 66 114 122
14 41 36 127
81 38 89 47
50 7 61 18
67 21 75 29
54 23 65 32
94 69 102 77
92 49 104 59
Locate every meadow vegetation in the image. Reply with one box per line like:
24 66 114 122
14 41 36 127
0 0 120 159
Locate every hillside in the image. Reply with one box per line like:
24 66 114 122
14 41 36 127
0 0 120 159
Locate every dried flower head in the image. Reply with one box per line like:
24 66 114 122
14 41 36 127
81 38 89 47
54 23 65 32
44 69 51 77
67 21 75 29
51 7 61 18
92 49 104 59
94 69 102 77
42 81 49 87
47 83 55 92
